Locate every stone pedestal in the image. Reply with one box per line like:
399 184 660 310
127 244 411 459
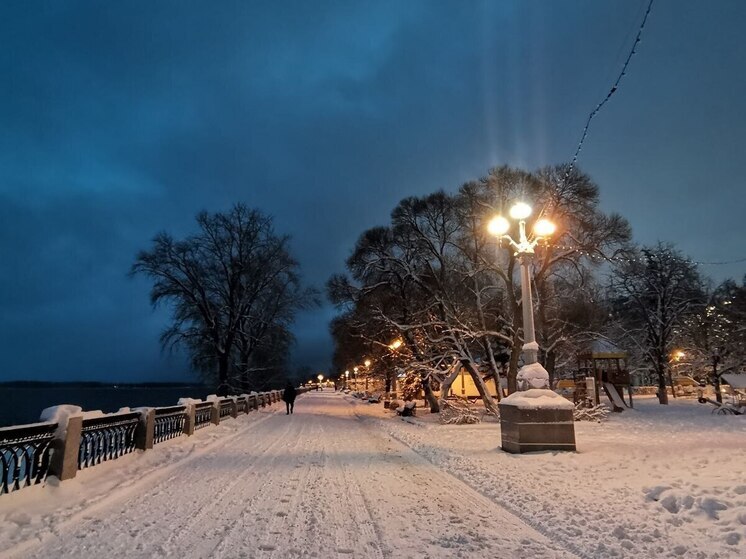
135 408 155 450
499 389 576 454
49 415 83 481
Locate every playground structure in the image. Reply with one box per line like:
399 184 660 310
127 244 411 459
699 373 746 415
575 340 633 412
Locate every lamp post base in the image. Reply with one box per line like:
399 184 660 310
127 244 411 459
499 389 576 454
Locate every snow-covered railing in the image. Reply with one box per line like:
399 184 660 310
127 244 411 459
0 422 57 495
153 406 187 444
1 388 295 494
78 412 140 470
219 398 234 419
194 402 213 430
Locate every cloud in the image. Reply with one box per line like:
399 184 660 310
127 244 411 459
0 0 744 381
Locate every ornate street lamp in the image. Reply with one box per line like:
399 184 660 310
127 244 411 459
487 201 575 454
487 202 556 388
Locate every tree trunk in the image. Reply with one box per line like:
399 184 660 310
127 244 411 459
667 370 677 399
421 375 440 413
546 350 557 388
439 363 461 402
217 353 230 396
461 360 500 416
656 357 669 405
508 333 522 394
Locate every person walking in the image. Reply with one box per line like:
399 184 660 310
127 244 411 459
282 381 297 415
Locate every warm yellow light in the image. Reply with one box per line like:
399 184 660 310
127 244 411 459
389 338 403 350
354 366 358 373
345 370 349 377
317 374 324 381
672 350 685 362
509 202 532 220
533 219 556 237
364 359 371 367
487 215 510 236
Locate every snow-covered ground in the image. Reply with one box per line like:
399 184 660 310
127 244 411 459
0 392 743 558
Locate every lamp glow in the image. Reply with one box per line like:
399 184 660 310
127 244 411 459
487 215 510 236
509 202 532 220
533 219 556 237
364 359 371 367
389 338 403 350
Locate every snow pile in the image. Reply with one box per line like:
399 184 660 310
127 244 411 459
177 397 202 406
516 362 549 389
205 394 220 402
501 388 574 410
39 405 83 437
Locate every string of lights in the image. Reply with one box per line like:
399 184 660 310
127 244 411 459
542 242 746 267
563 0 655 182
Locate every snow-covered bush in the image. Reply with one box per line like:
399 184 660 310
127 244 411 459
439 399 482 425
573 402 610 422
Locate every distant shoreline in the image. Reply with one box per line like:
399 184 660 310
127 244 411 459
0 381 208 389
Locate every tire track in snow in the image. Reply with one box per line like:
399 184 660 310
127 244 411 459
4 406 283 559
209 412 316 557
158 411 297 556
361 413 586 559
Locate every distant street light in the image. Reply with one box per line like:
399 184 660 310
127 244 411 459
389 338 403 350
344 370 349 390
488 202 556 388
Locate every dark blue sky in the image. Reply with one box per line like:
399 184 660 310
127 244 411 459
1 0 744 382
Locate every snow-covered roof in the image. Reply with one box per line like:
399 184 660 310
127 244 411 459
721 373 746 389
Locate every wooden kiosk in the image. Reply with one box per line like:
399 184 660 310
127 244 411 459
575 340 633 412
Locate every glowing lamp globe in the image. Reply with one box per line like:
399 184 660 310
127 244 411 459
364 359 371 367
487 215 510 236
509 202 532 220
534 219 556 237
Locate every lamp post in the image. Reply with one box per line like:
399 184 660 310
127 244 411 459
317 373 324 391
488 202 556 388
487 201 576 453
353 366 358 391
344 370 349 390
363 359 371 391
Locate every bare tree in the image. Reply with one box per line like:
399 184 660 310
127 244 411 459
131 204 318 393
609 243 705 404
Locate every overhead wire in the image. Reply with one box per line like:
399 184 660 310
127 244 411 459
562 0 655 183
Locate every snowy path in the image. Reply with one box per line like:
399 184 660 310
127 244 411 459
2 392 573 559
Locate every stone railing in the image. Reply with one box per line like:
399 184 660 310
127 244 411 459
194 402 214 430
78 412 140 470
0 389 291 496
218 398 234 420
0 422 57 495
153 406 187 444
